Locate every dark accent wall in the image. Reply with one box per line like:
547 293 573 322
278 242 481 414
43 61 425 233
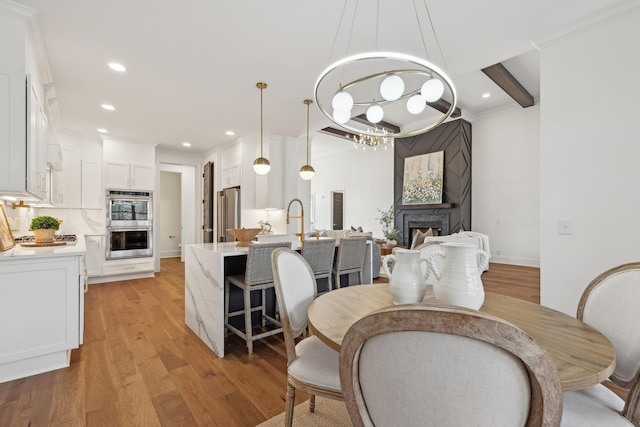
394 119 472 247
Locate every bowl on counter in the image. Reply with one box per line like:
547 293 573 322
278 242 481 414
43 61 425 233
226 228 262 247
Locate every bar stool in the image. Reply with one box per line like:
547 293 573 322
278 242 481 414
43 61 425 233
224 241 291 354
302 238 336 293
332 237 367 289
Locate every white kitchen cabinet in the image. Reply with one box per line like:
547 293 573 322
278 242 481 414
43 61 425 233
104 161 154 190
51 148 81 208
221 164 240 189
84 234 103 277
0 255 84 383
26 84 49 200
81 160 102 209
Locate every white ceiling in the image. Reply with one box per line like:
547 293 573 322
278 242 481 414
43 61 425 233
12 0 630 155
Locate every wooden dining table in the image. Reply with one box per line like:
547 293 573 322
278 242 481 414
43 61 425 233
307 283 616 392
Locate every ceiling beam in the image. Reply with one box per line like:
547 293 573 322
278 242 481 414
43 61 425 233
318 127 359 141
481 63 534 108
426 99 462 118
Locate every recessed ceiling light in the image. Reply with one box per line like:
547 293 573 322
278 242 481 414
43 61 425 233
225 130 235 136
101 104 116 111
482 93 491 99
182 142 191 147
108 62 127 72
97 128 108 133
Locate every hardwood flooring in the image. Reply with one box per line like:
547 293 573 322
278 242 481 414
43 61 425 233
0 259 600 426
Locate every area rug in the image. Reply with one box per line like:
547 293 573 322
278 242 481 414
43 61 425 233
256 397 351 427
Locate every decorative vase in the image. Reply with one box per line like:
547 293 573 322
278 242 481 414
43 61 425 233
426 242 490 310
33 228 55 243
382 249 428 304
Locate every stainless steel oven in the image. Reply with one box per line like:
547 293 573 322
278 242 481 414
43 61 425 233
106 189 153 227
106 227 153 260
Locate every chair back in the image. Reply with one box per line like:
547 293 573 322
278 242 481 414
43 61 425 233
271 248 317 362
335 237 367 271
339 305 562 427
302 238 336 275
578 262 640 388
245 241 292 285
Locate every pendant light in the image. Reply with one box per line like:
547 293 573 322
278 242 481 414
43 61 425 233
253 82 271 175
299 99 315 181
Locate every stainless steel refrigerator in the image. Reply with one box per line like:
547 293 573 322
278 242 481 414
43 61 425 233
217 186 241 242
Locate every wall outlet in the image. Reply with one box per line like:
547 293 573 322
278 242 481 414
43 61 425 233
558 219 573 235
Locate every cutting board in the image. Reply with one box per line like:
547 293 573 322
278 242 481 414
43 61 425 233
20 241 67 247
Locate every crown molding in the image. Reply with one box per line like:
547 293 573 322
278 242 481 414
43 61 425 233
0 0 35 21
533 0 640 49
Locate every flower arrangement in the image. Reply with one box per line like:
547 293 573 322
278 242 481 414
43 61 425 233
376 205 400 241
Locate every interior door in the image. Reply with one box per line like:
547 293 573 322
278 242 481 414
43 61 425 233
332 191 344 230
203 161 214 243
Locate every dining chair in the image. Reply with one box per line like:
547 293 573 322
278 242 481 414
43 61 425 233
332 237 367 289
561 262 640 427
339 305 563 427
271 248 343 427
301 238 336 294
224 241 291 354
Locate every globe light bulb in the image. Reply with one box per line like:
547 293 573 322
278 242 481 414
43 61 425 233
333 108 351 124
407 94 426 114
332 91 354 111
380 75 404 101
421 78 445 102
299 165 315 180
253 157 271 175
366 105 384 123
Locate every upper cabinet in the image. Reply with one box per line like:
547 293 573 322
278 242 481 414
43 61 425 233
26 82 49 200
221 164 241 189
104 161 154 190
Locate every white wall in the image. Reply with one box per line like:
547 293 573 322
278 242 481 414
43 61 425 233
310 143 394 236
540 11 640 315
159 172 181 258
472 105 540 266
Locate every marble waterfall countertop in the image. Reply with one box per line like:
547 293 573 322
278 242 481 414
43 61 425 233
0 234 86 260
184 238 373 358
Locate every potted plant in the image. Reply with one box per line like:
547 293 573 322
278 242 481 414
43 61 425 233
376 205 400 247
30 216 62 243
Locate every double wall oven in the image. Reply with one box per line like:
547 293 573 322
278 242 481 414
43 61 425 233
105 190 153 260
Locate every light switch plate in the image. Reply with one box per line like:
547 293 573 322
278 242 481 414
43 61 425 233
558 219 572 235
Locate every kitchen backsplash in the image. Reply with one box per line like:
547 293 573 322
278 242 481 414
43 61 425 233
36 208 103 235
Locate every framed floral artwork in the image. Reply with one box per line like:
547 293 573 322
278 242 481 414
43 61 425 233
402 150 444 205
0 205 15 251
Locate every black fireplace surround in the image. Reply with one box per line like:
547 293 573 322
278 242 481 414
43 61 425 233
393 119 472 247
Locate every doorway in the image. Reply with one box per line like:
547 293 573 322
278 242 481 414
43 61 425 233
331 191 344 230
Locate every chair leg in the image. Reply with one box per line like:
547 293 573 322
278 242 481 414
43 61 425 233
244 287 253 354
224 281 230 336
285 381 296 427
327 273 333 292
261 288 266 328
309 394 316 413
358 270 362 285
335 271 341 289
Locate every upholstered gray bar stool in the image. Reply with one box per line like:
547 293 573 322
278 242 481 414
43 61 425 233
302 238 336 293
224 241 291 354
332 237 367 289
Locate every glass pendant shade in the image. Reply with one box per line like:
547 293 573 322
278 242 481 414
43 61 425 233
421 78 445 102
366 105 384 123
333 108 351 124
407 94 426 114
299 164 315 180
253 157 271 175
380 74 404 101
332 91 354 110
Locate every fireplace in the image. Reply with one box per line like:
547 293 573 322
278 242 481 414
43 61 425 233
403 213 449 246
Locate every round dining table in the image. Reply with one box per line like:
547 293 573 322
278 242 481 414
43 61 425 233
307 283 616 392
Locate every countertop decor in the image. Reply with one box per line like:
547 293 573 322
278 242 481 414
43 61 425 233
227 228 262 247
0 205 15 252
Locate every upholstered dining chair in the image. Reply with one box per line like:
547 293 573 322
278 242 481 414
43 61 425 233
340 305 563 427
224 241 291 354
561 262 640 427
271 248 343 427
301 238 336 294
332 236 367 289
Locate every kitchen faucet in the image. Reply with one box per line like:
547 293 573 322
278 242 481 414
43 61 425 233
286 198 304 242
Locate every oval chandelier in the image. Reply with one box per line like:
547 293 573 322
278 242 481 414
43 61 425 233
313 0 457 139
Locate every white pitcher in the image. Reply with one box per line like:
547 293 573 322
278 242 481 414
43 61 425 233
426 243 489 310
382 249 428 304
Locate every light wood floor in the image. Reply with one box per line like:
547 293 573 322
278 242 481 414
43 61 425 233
0 259 592 426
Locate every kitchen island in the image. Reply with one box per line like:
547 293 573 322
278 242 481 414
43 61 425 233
0 236 86 383
185 238 373 357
